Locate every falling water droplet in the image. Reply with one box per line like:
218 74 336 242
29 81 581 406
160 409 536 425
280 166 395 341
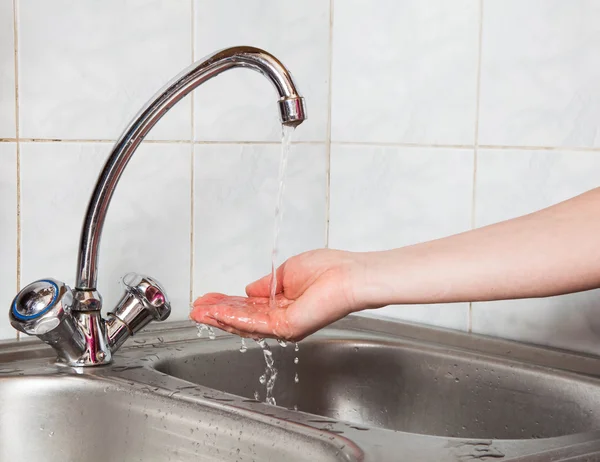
294 373 299 383
259 374 266 385
254 391 260 401
239 338 247 353
207 326 216 340
196 324 207 338
255 338 278 406
294 357 299 364
294 342 299 352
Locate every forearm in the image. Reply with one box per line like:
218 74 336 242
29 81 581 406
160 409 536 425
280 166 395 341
355 187 600 308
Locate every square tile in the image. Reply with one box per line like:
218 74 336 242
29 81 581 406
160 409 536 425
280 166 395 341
0 143 17 340
20 142 191 322
0 0 15 138
475 149 600 227
479 0 600 147
18 0 192 141
193 143 327 298
331 0 479 145
473 148 600 354
329 144 474 330
193 0 330 142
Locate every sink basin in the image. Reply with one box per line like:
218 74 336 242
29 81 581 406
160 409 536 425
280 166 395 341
0 373 350 462
154 335 600 440
5 317 600 462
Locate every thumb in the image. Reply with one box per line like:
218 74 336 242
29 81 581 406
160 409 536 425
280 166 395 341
245 263 285 297
283 278 352 340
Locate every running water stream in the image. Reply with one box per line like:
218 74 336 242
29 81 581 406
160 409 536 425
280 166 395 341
255 125 295 406
195 125 297 407
269 125 294 308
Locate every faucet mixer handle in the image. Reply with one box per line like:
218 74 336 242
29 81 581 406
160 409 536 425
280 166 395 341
106 273 171 350
9 279 97 364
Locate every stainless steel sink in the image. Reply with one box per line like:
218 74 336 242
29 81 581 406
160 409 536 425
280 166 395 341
3 316 600 461
0 361 356 461
153 335 600 440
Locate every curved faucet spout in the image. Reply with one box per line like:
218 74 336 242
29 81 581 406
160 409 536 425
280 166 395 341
74 46 307 293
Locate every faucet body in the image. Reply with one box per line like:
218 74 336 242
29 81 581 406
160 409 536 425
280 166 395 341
9 46 306 366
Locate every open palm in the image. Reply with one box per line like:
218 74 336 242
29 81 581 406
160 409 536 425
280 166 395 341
190 249 362 341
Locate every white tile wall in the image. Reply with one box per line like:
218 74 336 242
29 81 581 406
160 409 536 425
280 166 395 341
1 0 600 356
472 149 600 354
0 0 15 138
331 0 479 145
18 0 192 141
474 149 600 225
0 143 16 339
479 0 600 148
20 142 191 321
193 143 327 297
193 0 330 142
329 145 473 330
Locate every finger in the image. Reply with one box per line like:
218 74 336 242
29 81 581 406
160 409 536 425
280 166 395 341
190 305 254 338
193 293 229 305
283 282 351 341
211 321 254 338
191 293 295 339
189 304 214 324
190 313 254 339
245 263 286 297
203 297 293 339
208 307 271 336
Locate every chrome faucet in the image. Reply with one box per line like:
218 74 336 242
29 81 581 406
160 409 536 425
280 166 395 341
9 46 307 366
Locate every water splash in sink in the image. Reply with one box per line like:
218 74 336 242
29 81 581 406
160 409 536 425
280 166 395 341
196 323 215 340
256 338 278 405
239 338 247 353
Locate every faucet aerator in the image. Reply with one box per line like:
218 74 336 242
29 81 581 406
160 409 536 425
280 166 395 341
278 96 307 127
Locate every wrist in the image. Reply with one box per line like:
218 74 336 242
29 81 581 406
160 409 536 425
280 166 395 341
343 251 387 312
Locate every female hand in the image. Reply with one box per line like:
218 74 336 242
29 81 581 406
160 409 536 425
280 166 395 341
190 249 366 341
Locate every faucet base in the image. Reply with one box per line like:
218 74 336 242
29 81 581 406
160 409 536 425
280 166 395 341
69 311 112 366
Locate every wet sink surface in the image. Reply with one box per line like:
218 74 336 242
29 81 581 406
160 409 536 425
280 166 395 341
155 336 600 440
0 374 349 462
5 317 600 462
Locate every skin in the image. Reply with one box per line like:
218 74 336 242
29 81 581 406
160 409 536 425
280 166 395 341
191 187 600 341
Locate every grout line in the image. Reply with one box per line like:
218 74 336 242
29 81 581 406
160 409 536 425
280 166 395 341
473 0 484 148
471 0 484 233
468 0 484 334
23 138 114 143
477 144 600 152
332 141 476 149
8 138 188 144
193 140 325 145
0 138 325 145
189 0 195 309
12 0 20 341
4 137 600 152
325 0 334 249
